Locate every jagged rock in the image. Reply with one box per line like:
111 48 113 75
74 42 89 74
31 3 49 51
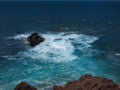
14 82 37 90
53 74 120 90
27 33 45 47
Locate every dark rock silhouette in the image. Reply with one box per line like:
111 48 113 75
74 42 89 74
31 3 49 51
14 82 37 90
14 75 120 90
27 33 45 47
53 74 120 90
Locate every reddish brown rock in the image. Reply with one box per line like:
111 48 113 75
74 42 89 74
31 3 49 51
27 33 45 47
14 82 37 90
53 74 120 90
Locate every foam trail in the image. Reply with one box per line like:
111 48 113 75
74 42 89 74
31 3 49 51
13 34 29 40
5 33 30 40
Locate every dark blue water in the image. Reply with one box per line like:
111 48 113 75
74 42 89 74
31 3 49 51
0 1 120 90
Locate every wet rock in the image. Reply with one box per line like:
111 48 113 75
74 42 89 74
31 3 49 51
27 33 45 47
14 82 37 90
53 74 120 90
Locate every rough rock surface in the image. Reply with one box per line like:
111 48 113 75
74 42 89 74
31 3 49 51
14 82 37 90
27 33 44 47
53 74 120 90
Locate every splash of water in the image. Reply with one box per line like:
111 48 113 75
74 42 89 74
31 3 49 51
12 32 99 62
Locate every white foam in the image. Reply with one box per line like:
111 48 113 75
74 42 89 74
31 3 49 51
115 53 120 56
2 55 16 60
9 32 99 62
5 33 29 40
13 34 29 40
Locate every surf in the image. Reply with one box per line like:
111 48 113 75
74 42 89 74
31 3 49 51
10 32 99 63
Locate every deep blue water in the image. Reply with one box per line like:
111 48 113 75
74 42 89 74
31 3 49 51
0 1 120 90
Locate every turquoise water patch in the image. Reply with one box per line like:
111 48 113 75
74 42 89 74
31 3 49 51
0 32 120 90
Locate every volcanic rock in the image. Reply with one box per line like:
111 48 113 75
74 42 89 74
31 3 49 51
27 33 44 47
53 74 120 90
14 82 37 90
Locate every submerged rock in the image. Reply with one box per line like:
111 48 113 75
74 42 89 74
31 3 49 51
14 82 37 90
27 33 45 47
53 74 120 90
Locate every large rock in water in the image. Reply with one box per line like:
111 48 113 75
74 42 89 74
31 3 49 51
27 33 45 47
14 82 37 90
53 74 120 90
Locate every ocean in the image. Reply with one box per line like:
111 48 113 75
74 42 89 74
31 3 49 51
0 1 120 90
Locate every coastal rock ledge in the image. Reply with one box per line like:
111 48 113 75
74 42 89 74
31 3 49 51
14 82 37 90
14 75 120 90
53 74 120 90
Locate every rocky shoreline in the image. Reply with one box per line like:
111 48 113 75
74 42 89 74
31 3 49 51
14 74 120 90
14 33 120 90
14 82 37 90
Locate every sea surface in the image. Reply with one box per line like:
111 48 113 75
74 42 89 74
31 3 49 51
0 1 120 90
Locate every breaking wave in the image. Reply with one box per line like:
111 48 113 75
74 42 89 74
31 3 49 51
11 32 99 62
